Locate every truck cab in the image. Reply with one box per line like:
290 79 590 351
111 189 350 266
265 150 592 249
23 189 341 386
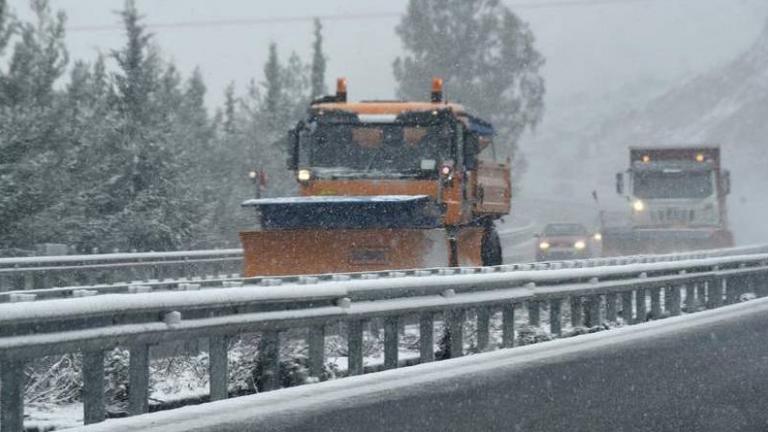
287 78 510 227
610 147 733 254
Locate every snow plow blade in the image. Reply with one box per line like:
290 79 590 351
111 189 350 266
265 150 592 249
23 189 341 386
602 227 734 256
240 228 450 277
239 195 454 276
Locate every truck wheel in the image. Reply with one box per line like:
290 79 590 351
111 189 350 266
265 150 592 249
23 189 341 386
481 226 502 266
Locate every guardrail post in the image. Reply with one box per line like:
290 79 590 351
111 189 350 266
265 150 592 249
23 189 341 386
1 359 24 432
446 309 465 358
606 293 618 322
83 350 106 424
209 336 229 401
347 320 365 375
23 272 34 290
528 301 540 327
502 304 515 348
585 296 601 327
384 317 399 369
650 287 662 319
308 326 325 379
476 307 491 352
707 277 723 309
259 330 281 391
570 297 583 328
621 291 633 323
549 299 562 335
670 285 682 316
636 288 647 322
39 272 50 289
685 284 696 310
725 277 739 304
419 313 435 363
696 282 706 305
128 344 150 415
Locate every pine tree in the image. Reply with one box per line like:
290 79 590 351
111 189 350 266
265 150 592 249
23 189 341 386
310 18 327 100
222 82 237 136
263 43 282 125
99 0 193 251
0 0 13 56
0 0 69 248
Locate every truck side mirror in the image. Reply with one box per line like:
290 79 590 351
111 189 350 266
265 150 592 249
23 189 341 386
287 128 299 170
721 170 731 195
616 173 624 195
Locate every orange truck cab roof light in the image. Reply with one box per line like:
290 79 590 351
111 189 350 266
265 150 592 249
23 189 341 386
431 77 444 103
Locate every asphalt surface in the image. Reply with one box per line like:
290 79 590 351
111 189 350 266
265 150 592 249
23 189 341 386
273 305 768 431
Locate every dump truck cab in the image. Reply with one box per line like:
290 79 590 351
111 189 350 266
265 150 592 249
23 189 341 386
240 79 511 276
604 146 733 255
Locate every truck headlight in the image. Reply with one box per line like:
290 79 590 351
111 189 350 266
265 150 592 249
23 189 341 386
539 241 550 250
633 200 645 212
297 169 311 182
593 233 602 241
574 240 586 250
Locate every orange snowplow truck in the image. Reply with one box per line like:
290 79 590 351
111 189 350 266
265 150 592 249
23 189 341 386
239 78 511 277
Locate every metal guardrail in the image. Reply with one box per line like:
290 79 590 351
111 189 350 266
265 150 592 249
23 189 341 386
1 246 768 431
2 244 767 304
0 249 244 293
0 224 534 294
72 294 768 432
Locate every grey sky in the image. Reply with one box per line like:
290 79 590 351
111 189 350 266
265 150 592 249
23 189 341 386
9 0 768 108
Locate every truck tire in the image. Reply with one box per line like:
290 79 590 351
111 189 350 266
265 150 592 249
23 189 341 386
481 226 502 267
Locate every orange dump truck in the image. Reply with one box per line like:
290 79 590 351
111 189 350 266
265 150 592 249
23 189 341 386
240 78 511 276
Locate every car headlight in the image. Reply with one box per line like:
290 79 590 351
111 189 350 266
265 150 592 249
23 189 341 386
574 240 586 250
297 169 311 182
593 233 602 241
633 200 645 212
539 241 550 250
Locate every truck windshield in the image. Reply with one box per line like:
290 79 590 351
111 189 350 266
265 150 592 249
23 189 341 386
633 170 713 199
305 121 454 173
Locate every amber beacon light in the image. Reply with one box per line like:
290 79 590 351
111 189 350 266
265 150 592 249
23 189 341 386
336 77 348 102
431 77 444 103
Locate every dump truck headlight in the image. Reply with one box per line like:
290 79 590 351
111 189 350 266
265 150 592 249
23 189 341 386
297 169 311 182
633 200 645 212
539 241 550 250
593 233 602 241
574 240 586 250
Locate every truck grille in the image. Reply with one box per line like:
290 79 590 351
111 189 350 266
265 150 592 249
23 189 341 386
651 208 695 224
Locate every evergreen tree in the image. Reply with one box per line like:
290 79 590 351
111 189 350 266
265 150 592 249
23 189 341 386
0 0 330 253
310 18 327 100
393 0 545 162
97 0 194 251
262 43 282 125
222 82 237 136
0 0 14 56
0 0 69 248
